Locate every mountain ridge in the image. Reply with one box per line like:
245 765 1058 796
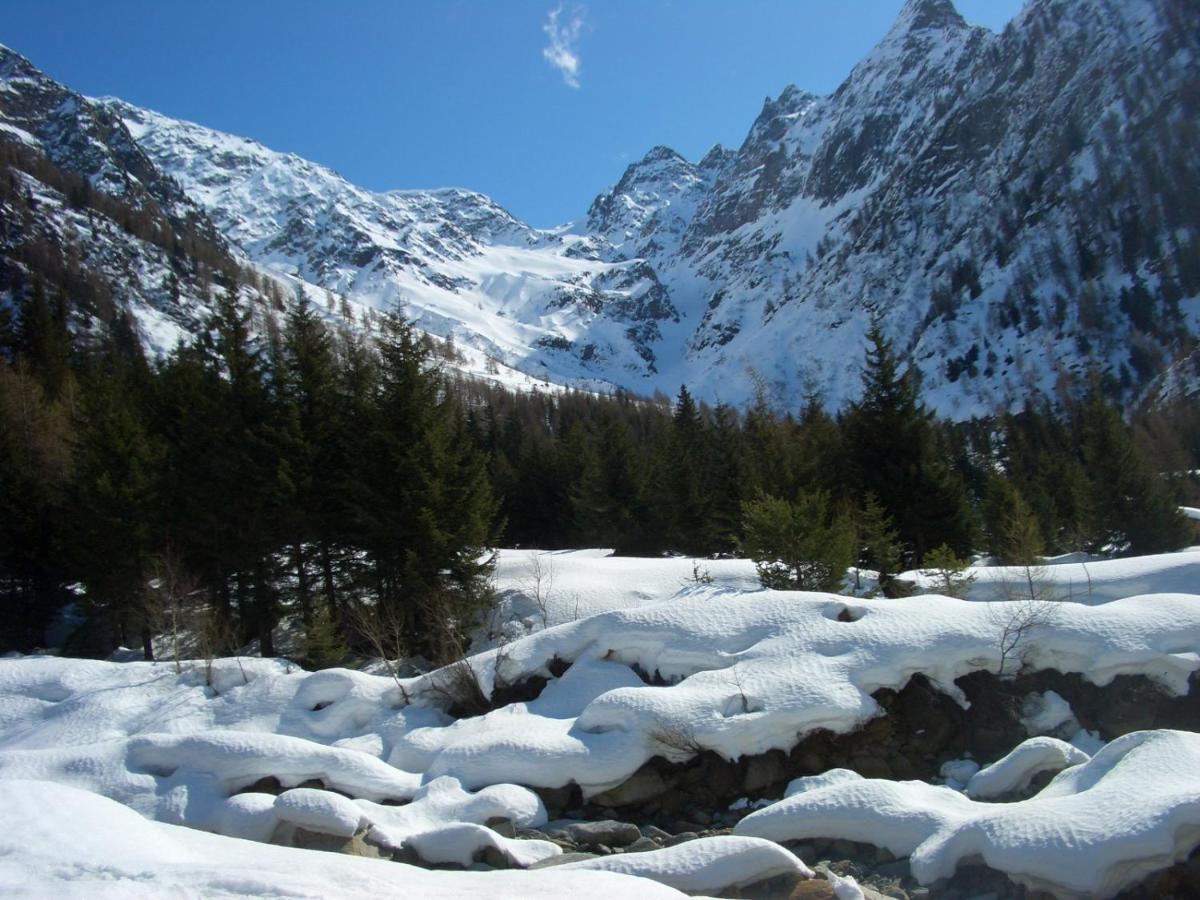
2 0 1198 415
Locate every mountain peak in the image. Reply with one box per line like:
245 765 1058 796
0 43 41 80
890 0 967 35
698 144 732 171
638 145 688 166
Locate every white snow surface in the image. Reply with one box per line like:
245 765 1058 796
0 779 681 899
408 587 1200 795
736 730 1200 898
551 835 813 893
964 736 1091 799
1020 689 1077 736
903 549 1200 605
1 549 1198 896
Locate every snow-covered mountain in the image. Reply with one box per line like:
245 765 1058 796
98 100 679 389
3 0 1198 415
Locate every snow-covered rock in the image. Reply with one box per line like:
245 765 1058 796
397 589 1200 794
0 779 681 898
737 729 1200 898
549 835 813 894
964 736 1091 799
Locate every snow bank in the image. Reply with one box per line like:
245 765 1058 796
1 549 1198 897
399 589 1200 795
0 779 681 899
904 549 1200 606
550 835 813 893
737 730 1200 898
489 549 761 633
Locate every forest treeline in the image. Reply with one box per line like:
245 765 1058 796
2 271 1197 665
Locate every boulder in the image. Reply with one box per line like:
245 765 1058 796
743 753 787 793
590 766 671 807
528 852 599 869
544 819 642 847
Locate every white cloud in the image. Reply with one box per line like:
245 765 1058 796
542 4 586 89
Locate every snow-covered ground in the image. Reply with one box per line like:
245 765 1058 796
903 548 1200 606
3 546 1199 897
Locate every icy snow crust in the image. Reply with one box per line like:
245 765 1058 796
736 730 1200 899
2 550 1199 896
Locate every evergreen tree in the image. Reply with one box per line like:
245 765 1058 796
0 363 74 648
279 294 341 630
665 385 712 554
982 474 1044 565
843 320 975 563
1077 392 1190 555
71 330 163 657
856 492 903 583
357 312 498 661
742 489 855 591
705 403 747 555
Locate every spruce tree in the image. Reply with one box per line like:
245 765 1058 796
843 320 975 563
358 312 498 661
742 489 855 591
1077 392 1190 555
856 492 903 583
71 330 163 657
665 385 712 555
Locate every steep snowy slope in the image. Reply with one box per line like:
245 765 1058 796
102 99 678 388
596 0 1200 415
5 0 1199 415
0 42 250 351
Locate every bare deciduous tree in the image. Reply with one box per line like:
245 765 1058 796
987 562 1064 677
345 599 410 702
522 550 555 629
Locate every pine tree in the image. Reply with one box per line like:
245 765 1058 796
742 489 855 591
280 294 341 631
0 362 74 648
665 385 712 555
705 403 747 555
1077 392 1190 555
71 330 163 658
856 492 903 583
982 474 1044 565
843 320 976 563
358 312 498 661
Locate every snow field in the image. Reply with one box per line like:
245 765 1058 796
0 779 682 899
904 548 1200 605
0 547 1197 896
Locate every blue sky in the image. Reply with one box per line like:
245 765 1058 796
2 0 1023 227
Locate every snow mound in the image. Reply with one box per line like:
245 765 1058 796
551 835 813 893
0 779 681 898
400 589 1200 795
965 736 1090 799
1020 689 1076 735
736 730 1200 898
274 786 366 836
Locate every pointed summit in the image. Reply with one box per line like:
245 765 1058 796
891 0 968 35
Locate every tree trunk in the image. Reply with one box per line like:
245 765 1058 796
320 542 337 611
294 543 313 630
253 564 275 658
